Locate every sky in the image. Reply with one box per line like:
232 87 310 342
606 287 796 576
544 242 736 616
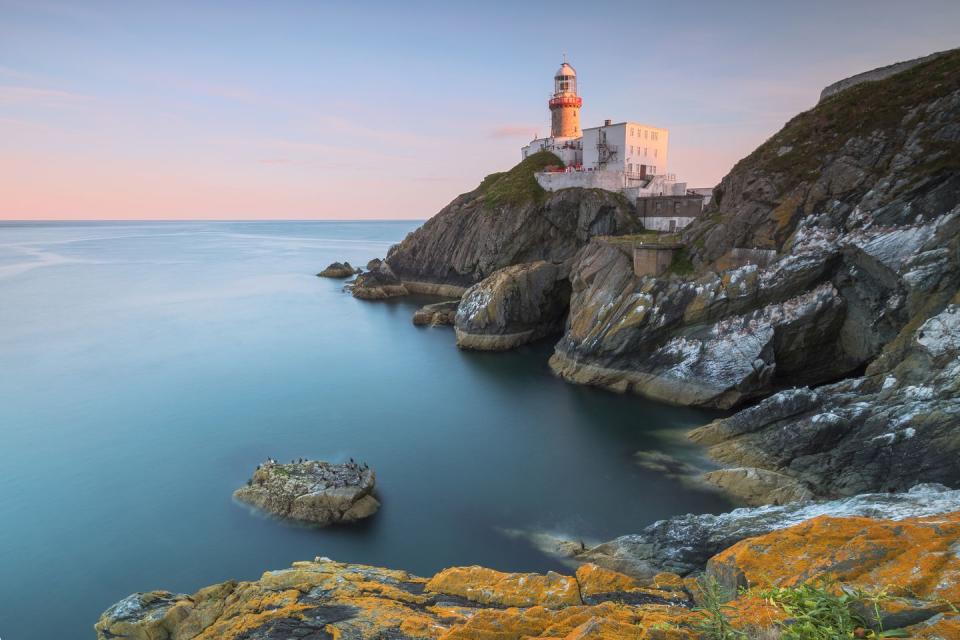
1 1 958 220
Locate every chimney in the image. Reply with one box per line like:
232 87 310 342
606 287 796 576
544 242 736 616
604 119 612 126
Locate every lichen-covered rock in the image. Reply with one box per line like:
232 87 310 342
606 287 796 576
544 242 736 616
707 510 960 630
95 560 710 640
691 296 960 497
233 459 379 526
96 510 960 639
384 152 641 292
562 484 960 579
412 300 459 327
455 261 570 351
318 261 359 278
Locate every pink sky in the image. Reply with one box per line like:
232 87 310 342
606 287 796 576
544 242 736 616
2 1 957 220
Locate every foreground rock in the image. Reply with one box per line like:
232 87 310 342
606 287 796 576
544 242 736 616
563 484 960 579
455 261 570 350
317 261 359 278
550 51 960 416
412 300 459 327
233 459 379 526
384 151 641 293
97 509 960 639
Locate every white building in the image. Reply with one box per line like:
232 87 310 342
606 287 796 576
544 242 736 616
581 120 668 178
520 59 698 220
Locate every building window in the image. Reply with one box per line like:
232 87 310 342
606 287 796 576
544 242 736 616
644 147 648 156
654 149 658 158
644 130 648 139
628 163 633 173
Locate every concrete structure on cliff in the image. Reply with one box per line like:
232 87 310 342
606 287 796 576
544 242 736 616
521 59 704 231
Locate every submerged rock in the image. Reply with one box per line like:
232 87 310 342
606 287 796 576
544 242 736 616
412 300 459 327
455 260 570 351
96 509 960 639
317 261 359 278
701 467 813 506
233 459 379 526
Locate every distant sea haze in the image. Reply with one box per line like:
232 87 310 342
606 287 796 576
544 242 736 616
0 221 728 638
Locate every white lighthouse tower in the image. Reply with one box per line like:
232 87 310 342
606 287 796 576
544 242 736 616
549 60 582 138
520 57 584 167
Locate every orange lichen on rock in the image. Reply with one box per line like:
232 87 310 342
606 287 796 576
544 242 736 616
427 565 583 607
575 564 688 606
707 511 960 604
96 511 960 640
904 611 960 639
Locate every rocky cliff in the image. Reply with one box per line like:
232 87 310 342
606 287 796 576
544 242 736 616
384 152 641 294
552 50 960 412
546 51 960 498
97 508 960 639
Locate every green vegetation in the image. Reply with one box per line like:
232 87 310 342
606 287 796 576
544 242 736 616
693 577 747 640
693 576 911 640
477 151 563 210
733 49 960 187
666 247 695 276
761 583 909 640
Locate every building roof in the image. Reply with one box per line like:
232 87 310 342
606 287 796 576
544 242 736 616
582 121 668 132
555 62 576 77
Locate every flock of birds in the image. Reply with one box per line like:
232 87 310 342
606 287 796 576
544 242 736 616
247 456 371 489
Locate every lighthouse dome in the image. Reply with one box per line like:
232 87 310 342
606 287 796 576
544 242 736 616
555 62 576 78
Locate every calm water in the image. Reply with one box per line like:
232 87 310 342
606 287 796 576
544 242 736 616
0 221 730 639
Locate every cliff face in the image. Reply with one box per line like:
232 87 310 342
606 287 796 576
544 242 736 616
96 508 960 639
551 51 960 415
385 152 641 293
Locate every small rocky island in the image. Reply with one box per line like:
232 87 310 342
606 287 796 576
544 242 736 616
233 458 379 526
316 261 359 278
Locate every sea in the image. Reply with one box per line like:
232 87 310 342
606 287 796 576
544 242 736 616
0 221 731 638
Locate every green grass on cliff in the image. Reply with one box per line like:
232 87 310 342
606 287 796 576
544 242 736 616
734 48 960 187
477 151 563 210
694 577 911 640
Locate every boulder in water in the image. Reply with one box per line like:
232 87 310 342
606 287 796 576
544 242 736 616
233 459 379 526
317 261 359 278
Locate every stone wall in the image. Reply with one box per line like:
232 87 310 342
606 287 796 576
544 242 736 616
535 169 625 192
633 246 676 276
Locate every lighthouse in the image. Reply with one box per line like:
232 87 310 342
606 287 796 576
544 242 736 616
549 60 582 138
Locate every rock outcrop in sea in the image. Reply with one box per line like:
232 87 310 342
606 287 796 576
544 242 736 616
233 459 379 526
317 261 360 278
455 260 570 350
350 262 409 300
96 506 960 639
412 300 459 327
